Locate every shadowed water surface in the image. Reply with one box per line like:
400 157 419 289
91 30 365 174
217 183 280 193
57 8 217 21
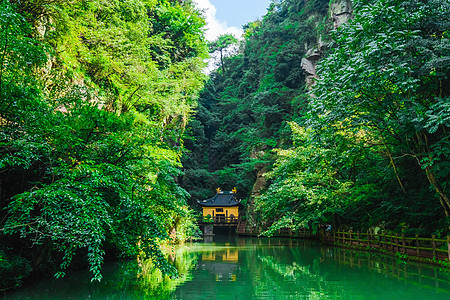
3 236 450 299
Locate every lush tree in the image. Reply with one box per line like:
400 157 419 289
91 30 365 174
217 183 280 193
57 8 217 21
0 0 208 285
255 124 354 235
208 34 238 74
310 0 450 219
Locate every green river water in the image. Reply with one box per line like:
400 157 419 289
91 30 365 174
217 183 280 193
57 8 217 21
2 235 450 299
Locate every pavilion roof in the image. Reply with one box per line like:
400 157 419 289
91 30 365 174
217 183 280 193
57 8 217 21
197 191 240 207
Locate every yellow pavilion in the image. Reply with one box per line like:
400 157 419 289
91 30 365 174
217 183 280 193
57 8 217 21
198 189 240 223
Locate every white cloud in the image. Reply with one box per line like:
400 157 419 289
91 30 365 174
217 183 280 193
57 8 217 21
194 0 243 41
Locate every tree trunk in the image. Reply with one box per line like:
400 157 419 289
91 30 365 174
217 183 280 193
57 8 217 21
385 144 405 194
425 166 450 217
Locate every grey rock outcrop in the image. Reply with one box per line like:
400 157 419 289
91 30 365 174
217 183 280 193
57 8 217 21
301 45 323 88
301 0 353 87
330 0 353 29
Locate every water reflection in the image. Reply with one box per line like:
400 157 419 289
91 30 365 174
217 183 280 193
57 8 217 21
200 247 239 282
2 245 199 300
173 236 450 300
2 236 449 299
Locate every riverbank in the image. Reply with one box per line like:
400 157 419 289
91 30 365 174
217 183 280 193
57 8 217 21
235 225 450 269
322 232 450 269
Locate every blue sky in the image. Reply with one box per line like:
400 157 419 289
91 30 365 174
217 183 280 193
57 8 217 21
211 0 271 28
194 0 272 40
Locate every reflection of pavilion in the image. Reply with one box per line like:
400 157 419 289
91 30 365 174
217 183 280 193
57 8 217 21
201 249 239 281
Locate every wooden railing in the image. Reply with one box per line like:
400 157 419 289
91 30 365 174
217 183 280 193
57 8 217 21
199 216 239 224
236 225 313 238
323 231 450 262
274 227 312 237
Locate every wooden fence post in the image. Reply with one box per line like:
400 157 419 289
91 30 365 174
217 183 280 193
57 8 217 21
385 234 388 250
402 234 405 254
432 235 436 260
378 234 382 249
387 234 390 250
395 234 399 252
390 235 393 251
384 234 387 250
447 236 450 261
416 234 420 257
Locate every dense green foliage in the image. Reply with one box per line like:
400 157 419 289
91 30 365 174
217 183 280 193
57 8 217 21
1 0 449 290
183 0 449 237
310 0 450 217
255 0 450 236
182 0 330 204
0 0 207 285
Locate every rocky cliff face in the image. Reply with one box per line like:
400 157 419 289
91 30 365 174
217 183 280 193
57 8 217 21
301 0 353 86
330 0 353 29
301 41 324 88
